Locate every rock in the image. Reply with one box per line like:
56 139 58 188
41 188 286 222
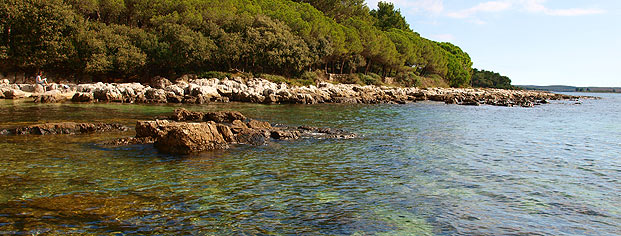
459 98 480 106
0 79 9 85
154 122 228 154
182 96 199 104
105 137 157 145
216 124 236 142
145 88 167 103
235 129 268 145
7 122 127 135
93 87 123 102
19 84 35 92
230 120 248 133
33 84 45 93
135 120 172 138
271 130 300 140
113 109 358 154
204 111 246 123
3 89 26 99
165 84 185 96
151 76 172 89
191 85 220 101
247 119 272 130
33 91 65 103
72 92 94 102
166 93 183 103
169 108 204 121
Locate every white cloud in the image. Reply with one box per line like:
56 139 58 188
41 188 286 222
545 8 605 16
443 0 605 19
447 1 512 18
366 0 604 23
519 0 604 16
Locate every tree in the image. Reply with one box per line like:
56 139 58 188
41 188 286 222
370 2 410 31
0 0 478 87
471 68 514 89
0 0 79 73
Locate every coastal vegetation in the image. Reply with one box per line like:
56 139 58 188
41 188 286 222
0 0 474 87
471 68 518 89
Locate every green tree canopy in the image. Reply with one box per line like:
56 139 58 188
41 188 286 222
370 1 410 31
0 0 478 87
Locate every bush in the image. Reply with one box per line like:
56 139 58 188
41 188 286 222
358 73 383 86
336 73 361 85
198 71 231 79
261 74 288 83
395 72 421 87
421 74 448 88
300 70 324 83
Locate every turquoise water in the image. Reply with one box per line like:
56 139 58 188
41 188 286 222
0 93 619 235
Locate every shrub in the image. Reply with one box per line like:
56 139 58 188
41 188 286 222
395 72 421 87
261 74 288 84
421 74 448 88
199 71 231 79
358 73 383 86
340 74 363 85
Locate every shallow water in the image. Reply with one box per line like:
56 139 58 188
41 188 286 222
0 93 619 235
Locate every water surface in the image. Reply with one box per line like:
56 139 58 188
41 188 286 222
0 93 619 235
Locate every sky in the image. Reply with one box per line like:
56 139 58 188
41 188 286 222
366 0 621 87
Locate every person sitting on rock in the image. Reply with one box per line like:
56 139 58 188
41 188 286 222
36 72 48 86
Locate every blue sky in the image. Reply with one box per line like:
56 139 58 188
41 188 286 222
366 0 621 87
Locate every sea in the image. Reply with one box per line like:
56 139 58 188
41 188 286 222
0 92 619 235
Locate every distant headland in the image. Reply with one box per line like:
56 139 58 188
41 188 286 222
517 85 621 93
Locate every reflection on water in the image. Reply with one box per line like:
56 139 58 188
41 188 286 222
0 93 620 235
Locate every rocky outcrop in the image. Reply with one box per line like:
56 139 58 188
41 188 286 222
167 108 246 123
1 76 589 107
154 122 229 154
122 108 355 154
2 122 128 135
33 91 66 103
3 89 26 99
72 92 94 102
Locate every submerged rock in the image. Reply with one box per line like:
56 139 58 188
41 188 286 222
235 128 269 145
204 111 246 123
3 122 127 135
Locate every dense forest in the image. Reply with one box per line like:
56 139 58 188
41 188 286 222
0 0 474 87
471 69 517 89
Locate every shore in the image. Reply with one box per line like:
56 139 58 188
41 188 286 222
0 76 586 107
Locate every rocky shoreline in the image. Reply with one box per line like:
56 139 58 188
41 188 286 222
1 76 587 107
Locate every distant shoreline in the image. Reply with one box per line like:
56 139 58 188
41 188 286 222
517 85 621 93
